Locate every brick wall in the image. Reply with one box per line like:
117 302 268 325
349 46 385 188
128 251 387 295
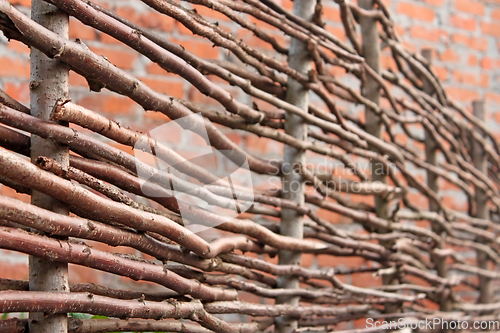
0 0 499 327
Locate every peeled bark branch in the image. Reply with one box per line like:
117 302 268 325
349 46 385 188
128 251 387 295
0 226 237 301
0 88 29 114
0 278 178 301
0 291 216 324
72 319 212 333
0 145 211 256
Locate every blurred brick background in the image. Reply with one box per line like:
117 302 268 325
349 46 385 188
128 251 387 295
0 0 499 328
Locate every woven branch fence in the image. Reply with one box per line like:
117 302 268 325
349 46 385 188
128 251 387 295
0 0 498 332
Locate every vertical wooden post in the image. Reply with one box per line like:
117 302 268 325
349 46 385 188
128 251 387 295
421 49 451 316
29 1 70 332
276 1 316 332
360 0 399 318
359 0 391 247
359 0 389 223
421 49 439 212
472 100 492 305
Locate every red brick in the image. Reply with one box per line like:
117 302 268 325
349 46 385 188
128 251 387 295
467 54 478 66
449 15 477 31
77 94 137 115
69 18 96 40
170 38 219 60
446 86 480 102
69 71 90 87
139 77 184 98
442 194 467 211
452 70 488 87
439 178 462 191
245 135 283 155
381 54 398 71
479 74 489 87
325 25 347 41
238 291 262 304
108 142 135 156
351 271 382 288
423 0 445 6
0 57 29 78
481 22 500 37
301 253 314 268
0 262 28 280
395 24 406 37
454 0 484 15
452 33 488 51
115 7 174 32
88 46 138 69
138 12 175 32
349 192 376 206
1 185 30 203
145 62 179 78
492 8 500 20
409 26 448 42
402 40 418 52
99 32 121 45
7 40 29 54
176 20 195 36
453 70 476 84
4 82 29 104
69 264 107 284
261 253 277 265
439 49 460 62
397 3 435 22
8 0 30 6
317 254 365 269
223 132 243 147
486 92 500 105
322 4 341 23
482 57 494 69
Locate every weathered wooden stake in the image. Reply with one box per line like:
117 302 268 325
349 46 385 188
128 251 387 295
421 49 451 315
360 0 399 318
472 100 492 305
276 1 316 332
29 1 70 332
359 0 388 222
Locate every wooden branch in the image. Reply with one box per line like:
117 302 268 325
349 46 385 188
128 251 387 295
0 144 211 256
0 226 237 302
0 278 178 301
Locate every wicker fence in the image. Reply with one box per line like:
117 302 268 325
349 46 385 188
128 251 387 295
0 0 499 332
